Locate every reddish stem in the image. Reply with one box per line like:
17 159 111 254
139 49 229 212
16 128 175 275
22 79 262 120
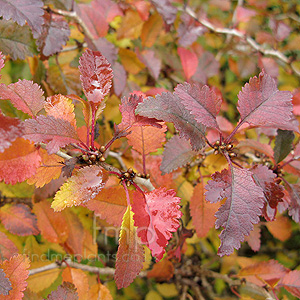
122 181 131 206
91 109 96 150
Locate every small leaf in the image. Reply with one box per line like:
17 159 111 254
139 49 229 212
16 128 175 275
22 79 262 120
136 92 206 151
178 48 198 81
47 282 78 300
0 204 39 236
132 188 182 260
0 80 45 117
147 259 174 281
52 165 108 211
266 215 292 242
115 206 144 289
281 270 300 298
283 183 300 223
0 269 12 295
0 231 18 260
174 83 221 130
161 135 197 175
274 129 295 163
24 115 81 154
119 48 145 75
244 224 261 252
150 0 177 24
0 254 30 300
0 0 44 38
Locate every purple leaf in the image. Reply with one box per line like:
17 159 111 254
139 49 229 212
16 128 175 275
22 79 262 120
174 83 222 130
91 38 118 64
161 135 197 175
285 183 300 223
24 115 81 154
237 71 299 132
112 62 126 97
0 0 44 38
136 92 206 151
137 50 161 80
205 167 264 256
36 12 70 57
150 0 177 25
0 269 11 295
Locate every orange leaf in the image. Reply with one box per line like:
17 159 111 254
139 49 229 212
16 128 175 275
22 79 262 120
190 182 219 237
281 270 300 298
117 10 144 40
86 186 128 227
0 138 41 184
89 283 113 300
141 13 163 47
265 215 292 242
119 48 145 75
0 204 39 236
62 268 89 300
0 231 18 261
0 254 30 300
33 199 69 243
178 48 198 81
128 125 166 155
147 259 174 281
244 223 261 252
115 206 144 289
27 148 62 188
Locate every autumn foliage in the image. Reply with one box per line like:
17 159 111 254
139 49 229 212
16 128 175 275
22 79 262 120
1 0 300 299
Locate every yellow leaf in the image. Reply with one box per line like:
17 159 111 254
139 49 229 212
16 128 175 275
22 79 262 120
89 283 113 300
119 48 145 75
141 13 163 47
156 283 178 298
145 290 163 300
117 10 144 40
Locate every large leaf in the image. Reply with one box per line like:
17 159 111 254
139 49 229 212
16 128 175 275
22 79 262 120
132 188 182 260
115 206 144 289
0 80 45 117
0 254 30 300
205 166 264 256
174 82 221 130
24 115 81 154
0 20 35 60
281 270 300 298
237 70 298 131
0 0 44 38
136 92 206 151
51 165 108 211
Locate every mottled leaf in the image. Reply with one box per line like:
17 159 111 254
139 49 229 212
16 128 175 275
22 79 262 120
0 0 44 38
237 71 298 132
47 282 78 300
161 135 197 175
0 254 30 300
24 115 81 154
174 83 221 130
274 129 294 163
115 206 144 289
36 11 70 57
136 92 206 151
190 182 219 238
205 166 264 256
0 138 41 184
0 80 44 117
0 232 18 260
281 270 300 298
132 188 182 260
52 165 108 211
0 269 11 295
0 204 39 236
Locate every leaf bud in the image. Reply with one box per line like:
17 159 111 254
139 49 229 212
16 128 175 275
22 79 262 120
226 144 233 151
124 172 130 178
128 168 134 174
215 140 220 146
219 145 225 150
90 154 96 161
137 173 141 177
126 181 131 187
146 174 150 179
100 146 106 153
82 154 89 161
214 149 219 155
229 152 236 157
100 156 106 162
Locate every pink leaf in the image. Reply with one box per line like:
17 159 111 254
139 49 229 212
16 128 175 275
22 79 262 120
235 7 256 23
132 188 182 261
0 80 45 117
0 52 4 76
237 71 298 132
137 50 161 80
174 82 221 130
0 0 44 38
150 0 177 24
112 62 126 96
244 224 261 252
136 92 206 151
78 49 113 107
284 183 300 223
161 135 197 175
36 12 70 57
24 115 81 154
205 166 264 256
178 48 198 81
0 113 24 153
281 270 300 298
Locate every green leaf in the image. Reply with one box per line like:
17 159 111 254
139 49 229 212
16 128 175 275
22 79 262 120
274 129 295 164
0 20 35 60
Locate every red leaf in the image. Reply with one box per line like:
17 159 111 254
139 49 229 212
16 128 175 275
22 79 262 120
47 282 78 300
161 135 197 175
237 71 298 132
205 166 264 256
0 52 4 76
52 165 108 211
136 92 206 151
0 254 30 300
178 48 198 81
0 113 24 153
115 206 144 289
281 270 300 298
132 188 182 260
190 182 219 238
0 268 11 295
0 80 45 117
78 49 113 107
0 138 41 184
24 115 81 154
0 0 44 38
0 231 18 260
174 83 222 130
36 11 70 57
0 204 39 236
